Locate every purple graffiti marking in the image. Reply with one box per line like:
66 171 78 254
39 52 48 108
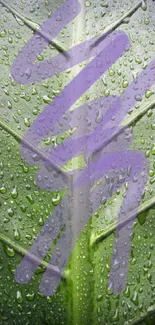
10 0 150 295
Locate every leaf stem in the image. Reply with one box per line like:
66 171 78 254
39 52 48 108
0 232 65 279
92 97 155 155
0 117 70 178
91 0 143 48
0 0 69 58
131 307 155 324
90 195 155 247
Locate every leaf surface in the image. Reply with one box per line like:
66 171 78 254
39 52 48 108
0 0 155 324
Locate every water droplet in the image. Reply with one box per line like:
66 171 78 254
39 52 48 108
43 95 51 104
11 186 18 199
151 146 155 155
85 1 91 7
4 246 15 257
26 292 35 301
14 228 20 241
52 192 61 206
16 290 23 304
141 1 147 11
131 290 139 306
8 208 14 217
0 185 7 194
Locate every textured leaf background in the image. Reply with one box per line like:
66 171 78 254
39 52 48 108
0 0 155 324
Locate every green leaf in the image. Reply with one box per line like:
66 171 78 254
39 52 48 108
0 0 155 324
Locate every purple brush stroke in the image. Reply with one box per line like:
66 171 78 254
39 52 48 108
10 0 150 295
